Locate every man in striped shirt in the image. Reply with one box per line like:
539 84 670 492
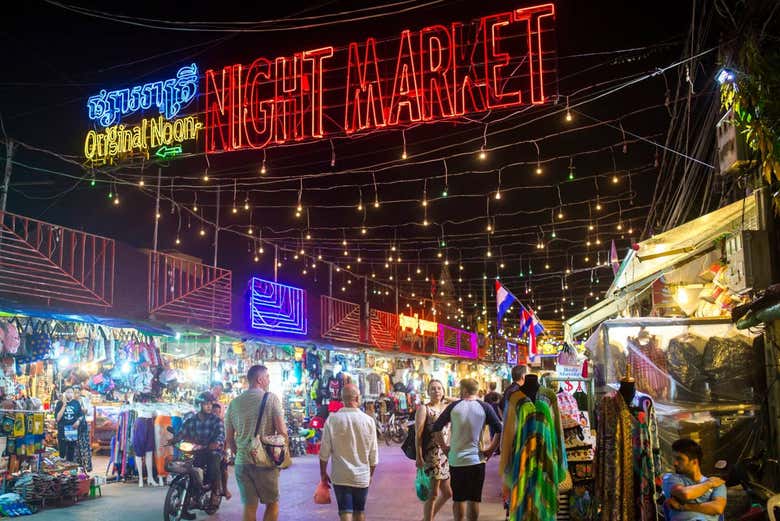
226 365 288 521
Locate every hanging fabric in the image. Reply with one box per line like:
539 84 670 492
595 392 661 521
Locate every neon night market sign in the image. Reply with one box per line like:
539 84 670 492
204 3 555 153
249 277 307 335
84 64 201 163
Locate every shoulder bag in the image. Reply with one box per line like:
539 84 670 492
249 392 292 470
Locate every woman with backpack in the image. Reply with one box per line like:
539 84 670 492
415 380 452 521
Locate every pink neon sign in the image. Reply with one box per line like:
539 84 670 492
437 324 478 360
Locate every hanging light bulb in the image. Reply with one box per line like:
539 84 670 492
584 256 590 262
565 109 572 122
259 246 264 254
391 245 396 252
203 173 209 182
486 223 492 232
253 255 259 262
551 231 557 238
260 161 267 175
586 240 591 246
628 227 634 234
442 186 448 197
500 262 505 269
113 196 120 205
612 175 619 184
373 199 380 209
617 223 623 231
595 238 602 245
305 232 311 240
536 163 542 175
437 252 443 258
156 212 161 220
248 227 254 235
199 228 206 236
401 150 407 160
416 268 422 274
558 210 564 219
588 224 594 231
357 257 362 263
139 178 145 187
545 263 550 269
193 204 198 212
596 202 602 211
459 264 464 271
342 239 348 247
486 250 492 258
232 206 238 214
423 218 429 226
361 227 367 234
357 202 363 211
479 148 487 160
494 190 501 200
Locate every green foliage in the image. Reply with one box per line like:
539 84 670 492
720 35 780 186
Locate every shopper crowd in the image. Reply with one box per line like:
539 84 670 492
149 363 729 521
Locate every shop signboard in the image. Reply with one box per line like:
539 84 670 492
507 341 518 365
248 277 307 335
82 4 556 162
437 324 478 360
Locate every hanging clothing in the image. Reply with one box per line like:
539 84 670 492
595 391 661 521
500 388 567 521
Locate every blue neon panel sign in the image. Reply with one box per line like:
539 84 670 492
249 277 307 335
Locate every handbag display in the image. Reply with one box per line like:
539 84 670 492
249 393 292 470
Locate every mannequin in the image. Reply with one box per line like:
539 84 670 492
499 372 567 521
618 375 636 405
519 373 540 401
595 363 660 521
133 408 163 487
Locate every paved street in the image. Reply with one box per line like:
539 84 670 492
29 447 507 521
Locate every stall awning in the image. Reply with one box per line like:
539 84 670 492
565 195 760 340
0 302 176 336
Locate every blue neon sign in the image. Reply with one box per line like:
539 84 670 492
87 64 199 127
249 277 307 336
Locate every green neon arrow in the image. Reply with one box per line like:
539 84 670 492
155 145 183 159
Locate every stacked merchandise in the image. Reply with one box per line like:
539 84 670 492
283 399 306 458
0 493 34 516
0 411 46 474
557 390 597 521
12 472 84 504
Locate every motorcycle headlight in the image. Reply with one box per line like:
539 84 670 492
178 442 195 452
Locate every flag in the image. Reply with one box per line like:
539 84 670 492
495 281 515 326
520 305 544 355
610 239 620 276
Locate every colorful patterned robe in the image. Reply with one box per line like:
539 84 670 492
500 387 567 521
595 391 661 521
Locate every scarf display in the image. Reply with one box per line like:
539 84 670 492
596 391 660 521
501 388 567 521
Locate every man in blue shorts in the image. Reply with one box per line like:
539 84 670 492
320 384 378 521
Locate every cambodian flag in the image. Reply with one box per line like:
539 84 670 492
495 281 515 326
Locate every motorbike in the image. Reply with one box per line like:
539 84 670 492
721 453 780 521
163 428 222 521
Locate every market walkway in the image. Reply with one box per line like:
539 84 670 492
30 446 507 521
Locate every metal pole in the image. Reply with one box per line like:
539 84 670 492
364 276 369 343
274 245 278 282
329 264 333 296
1 139 13 214
213 185 220 267
152 167 162 252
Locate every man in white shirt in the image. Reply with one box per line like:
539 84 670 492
320 384 379 521
432 378 502 521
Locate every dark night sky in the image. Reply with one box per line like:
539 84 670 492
0 0 717 332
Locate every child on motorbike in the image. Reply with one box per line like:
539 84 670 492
210 402 232 500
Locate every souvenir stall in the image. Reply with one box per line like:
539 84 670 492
562 196 768 520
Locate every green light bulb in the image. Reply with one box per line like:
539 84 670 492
90 179 96 187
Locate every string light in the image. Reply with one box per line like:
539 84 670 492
139 178 145 187
248 227 254 235
113 195 120 205
565 96 572 122
199 228 206 236
612 175 619 184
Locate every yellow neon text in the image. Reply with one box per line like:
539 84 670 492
84 115 202 162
